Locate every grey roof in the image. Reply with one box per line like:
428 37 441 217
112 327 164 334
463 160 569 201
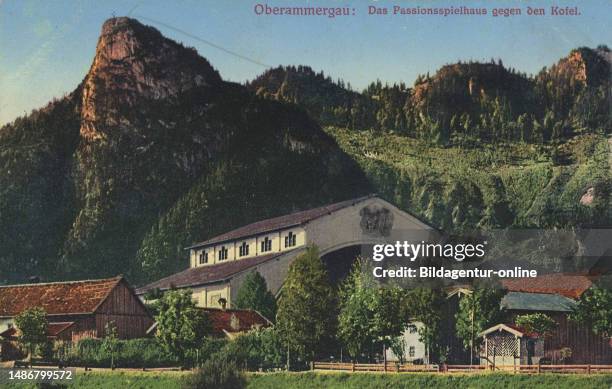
501 291 577 312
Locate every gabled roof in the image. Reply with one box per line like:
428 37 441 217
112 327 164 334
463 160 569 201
480 323 536 338
501 291 577 312
135 251 295 295
185 195 376 249
502 273 593 299
0 321 75 340
0 276 123 318
201 308 272 337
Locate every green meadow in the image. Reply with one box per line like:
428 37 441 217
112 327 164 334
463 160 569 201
5 370 612 389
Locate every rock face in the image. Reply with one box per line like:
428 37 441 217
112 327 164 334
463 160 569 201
81 17 222 140
546 47 610 88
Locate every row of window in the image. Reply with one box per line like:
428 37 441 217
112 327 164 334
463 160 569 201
198 231 298 264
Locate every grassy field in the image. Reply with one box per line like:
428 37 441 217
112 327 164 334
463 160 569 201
5 370 612 389
248 372 612 389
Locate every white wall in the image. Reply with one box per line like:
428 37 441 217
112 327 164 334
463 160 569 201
0 318 13 333
386 322 427 362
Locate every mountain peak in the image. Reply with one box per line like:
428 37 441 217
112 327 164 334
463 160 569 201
100 16 144 34
80 17 222 140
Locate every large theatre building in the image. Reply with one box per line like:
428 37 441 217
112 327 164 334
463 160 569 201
137 195 436 308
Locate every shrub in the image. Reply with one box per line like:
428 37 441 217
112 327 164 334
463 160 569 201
195 338 228 366
212 328 285 371
186 353 246 389
61 338 177 368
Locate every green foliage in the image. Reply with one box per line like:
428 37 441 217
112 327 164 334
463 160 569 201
60 338 178 368
389 336 407 364
101 321 119 369
234 272 277 322
455 287 506 354
253 48 610 146
155 289 212 365
276 246 335 362
5 370 612 389
402 288 446 362
327 127 611 233
187 352 246 389
215 327 285 371
14 307 48 361
0 96 80 283
337 258 405 360
515 313 558 337
247 372 612 389
570 285 612 337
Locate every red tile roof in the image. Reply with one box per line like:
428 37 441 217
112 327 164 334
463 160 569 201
136 251 294 294
502 273 593 299
0 276 122 317
186 195 374 249
201 308 272 336
47 322 75 337
0 321 75 339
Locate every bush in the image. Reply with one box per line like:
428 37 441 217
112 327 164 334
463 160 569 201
197 338 228 363
186 354 246 389
61 338 177 368
213 328 285 371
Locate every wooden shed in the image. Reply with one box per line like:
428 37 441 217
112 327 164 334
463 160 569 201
0 276 153 344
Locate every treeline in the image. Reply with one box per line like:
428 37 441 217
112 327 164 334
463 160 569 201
249 46 611 145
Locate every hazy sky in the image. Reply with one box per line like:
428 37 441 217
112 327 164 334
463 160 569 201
1 0 610 125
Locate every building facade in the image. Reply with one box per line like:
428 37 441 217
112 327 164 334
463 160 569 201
137 195 436 308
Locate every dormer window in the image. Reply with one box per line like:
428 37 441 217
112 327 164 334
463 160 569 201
218 246 228 261
199 251 208 264
239 242 249 257
284 231 296 248
260 237 272 253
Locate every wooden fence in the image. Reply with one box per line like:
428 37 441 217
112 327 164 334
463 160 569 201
313 361 612 374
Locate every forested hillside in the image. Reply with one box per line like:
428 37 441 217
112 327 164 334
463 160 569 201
0 16 609 286
0 18 368 284
250 46 610 145
251 47 611 233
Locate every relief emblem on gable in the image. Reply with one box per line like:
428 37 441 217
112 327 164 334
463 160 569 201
359 206 394 237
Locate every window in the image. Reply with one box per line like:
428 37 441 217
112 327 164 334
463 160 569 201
199 251 208 264
239 242 249 257
409 346 415 358
260 237 272 253
218 246 228 261
284 231 296 248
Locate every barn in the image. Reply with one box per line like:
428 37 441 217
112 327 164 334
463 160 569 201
0 276 153 343
480 274 612 365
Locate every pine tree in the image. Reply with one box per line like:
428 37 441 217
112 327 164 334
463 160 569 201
234 271 277 321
